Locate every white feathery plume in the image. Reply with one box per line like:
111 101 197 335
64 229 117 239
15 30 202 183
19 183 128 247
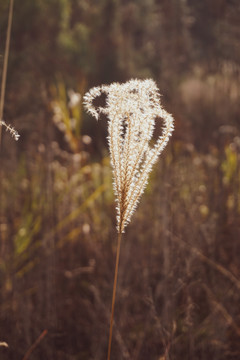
0 119 20 141
83 79 174 233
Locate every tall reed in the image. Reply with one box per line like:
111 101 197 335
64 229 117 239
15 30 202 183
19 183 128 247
0 0 19 143
84 79 174 359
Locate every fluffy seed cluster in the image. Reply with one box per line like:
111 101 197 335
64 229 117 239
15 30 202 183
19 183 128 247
0 119 20 141
84 79 174 233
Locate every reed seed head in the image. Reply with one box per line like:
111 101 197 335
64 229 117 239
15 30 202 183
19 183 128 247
0 119 20 141
84 79 174 233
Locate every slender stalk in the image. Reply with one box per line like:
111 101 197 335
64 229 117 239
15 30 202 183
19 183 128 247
107 231 122 360
22 329 48 360
0 0 14 145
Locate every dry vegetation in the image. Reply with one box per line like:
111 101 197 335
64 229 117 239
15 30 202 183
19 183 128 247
0 1 240 359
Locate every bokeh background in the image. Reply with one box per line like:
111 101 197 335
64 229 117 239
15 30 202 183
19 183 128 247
0 1 240 359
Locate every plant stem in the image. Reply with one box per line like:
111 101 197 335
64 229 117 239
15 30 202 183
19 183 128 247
22 329 48 360
107 231 122 360
0 0 14 144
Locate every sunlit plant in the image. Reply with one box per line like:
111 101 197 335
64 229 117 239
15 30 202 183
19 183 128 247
0 120 20 141
84 78 174 360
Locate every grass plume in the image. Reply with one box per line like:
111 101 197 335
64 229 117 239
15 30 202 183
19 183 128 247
84 79 174 232
84 78 174 359
0 119 20 141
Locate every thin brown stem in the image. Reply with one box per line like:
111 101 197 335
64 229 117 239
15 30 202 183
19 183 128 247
22 329 48 360
107 231 122 360
0 0 14 145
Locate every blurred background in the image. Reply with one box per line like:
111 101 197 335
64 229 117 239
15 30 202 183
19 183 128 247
0 0 240 359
